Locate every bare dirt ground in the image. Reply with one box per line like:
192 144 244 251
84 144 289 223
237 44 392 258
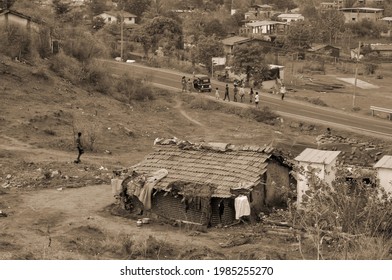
1 55 392 260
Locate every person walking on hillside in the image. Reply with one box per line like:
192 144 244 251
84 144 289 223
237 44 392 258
215 87 220 99
223 84 230 101
74 132 84 164
181 76 187 92
233 84 238 102
254 92 260 109
249 87 254 103
239 85 245 102
280 84 286 100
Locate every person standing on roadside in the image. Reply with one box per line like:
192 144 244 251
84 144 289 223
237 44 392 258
74 132 84 164
254 92 260 109
280 84 286 100
239 85 245 102
233 84 238 102
181 76 187 92
249 87 254 103
223 84 230 101
215 87 220 99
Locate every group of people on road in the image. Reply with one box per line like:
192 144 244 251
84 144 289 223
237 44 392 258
181 76 287 109
181 76 193 93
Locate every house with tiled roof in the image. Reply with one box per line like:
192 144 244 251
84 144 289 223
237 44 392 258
295 148 341 204
122 138 292 227
95 11 137 25
0 9 40 31
221 36 252 55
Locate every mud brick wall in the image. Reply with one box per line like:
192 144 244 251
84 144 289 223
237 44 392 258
266 162 290 207
152 191 206 225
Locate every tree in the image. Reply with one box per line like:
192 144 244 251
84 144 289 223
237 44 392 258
232 42 269 84
88 0 108 16
0 0 16 9
116 0 152 22
52 0 71 16
203 19 227 38
142 0 165 19
195 35 224 73
317 10 345 44
262 0 297 11
346 19 386 38
92 16 106 31
143 16 183 49
285 20 315 49
132 25 153 56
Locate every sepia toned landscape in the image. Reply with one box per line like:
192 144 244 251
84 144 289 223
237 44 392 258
1 0 392 260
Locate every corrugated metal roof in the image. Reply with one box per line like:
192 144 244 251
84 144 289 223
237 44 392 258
133 140 274 198
246 20 286 27
340 7 383 12
277 14 303 18
374 155 392 169
295 148 341 165
221 36 251 46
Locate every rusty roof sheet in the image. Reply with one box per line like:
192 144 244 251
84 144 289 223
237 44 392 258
133 140 272 198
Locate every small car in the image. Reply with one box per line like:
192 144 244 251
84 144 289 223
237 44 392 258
193 74 212 92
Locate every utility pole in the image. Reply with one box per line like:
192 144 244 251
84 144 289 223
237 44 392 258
353 41 361 108
120 8 124 62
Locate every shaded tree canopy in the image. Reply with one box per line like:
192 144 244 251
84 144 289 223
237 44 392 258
88 0 108 16
0 0 16 9
116 0 152 18
203 19 227 38
133 16 183 55
285 20 315 49
232 42 269 83
196 35 224 73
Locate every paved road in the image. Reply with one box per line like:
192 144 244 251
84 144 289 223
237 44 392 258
103 60 392 139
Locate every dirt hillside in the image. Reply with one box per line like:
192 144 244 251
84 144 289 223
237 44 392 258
1 55 391 260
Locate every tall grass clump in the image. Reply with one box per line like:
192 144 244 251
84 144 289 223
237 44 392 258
82 60 113 93
49 52 83 84
188 97 279 125
291 166 392 259
115 73 154 103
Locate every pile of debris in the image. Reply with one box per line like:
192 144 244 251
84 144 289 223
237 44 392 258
0 162 112 190
316 133 385 166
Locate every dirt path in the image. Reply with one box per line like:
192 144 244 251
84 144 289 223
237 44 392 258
0 182 236 259
173 94 205 127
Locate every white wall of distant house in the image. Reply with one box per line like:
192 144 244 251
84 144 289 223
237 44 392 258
376 168 392 194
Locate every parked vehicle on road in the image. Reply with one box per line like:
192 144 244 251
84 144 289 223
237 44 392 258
193 74 212 92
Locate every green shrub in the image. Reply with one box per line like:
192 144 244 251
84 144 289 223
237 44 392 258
115 74 154 102
32 67 50 80
82 61 113 93
49 52 83 84
292 166 392 259
251 106 279 124
0 24 32 60
61 28 109 62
